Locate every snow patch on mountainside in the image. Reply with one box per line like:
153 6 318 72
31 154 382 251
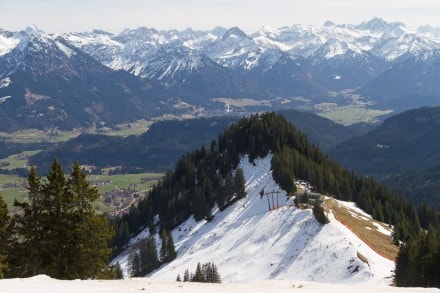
0 34 21 56
0 96 12 103
114 155 394 285
56 41 76 58
0 77 12 88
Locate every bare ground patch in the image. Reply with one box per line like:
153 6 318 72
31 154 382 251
325 198 398 261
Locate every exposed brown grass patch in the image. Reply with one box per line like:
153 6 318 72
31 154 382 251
357 252 369 265
325 198 398 261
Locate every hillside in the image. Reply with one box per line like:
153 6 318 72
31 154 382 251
278 109 357 150
328 106 440 208
329 106 440 175
113 155 395 284
362 51 440 111
104 113 433 289
29 110 356 174
30 117 238 173
0 30 169 131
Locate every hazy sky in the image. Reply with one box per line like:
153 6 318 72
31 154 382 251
1 0 440 33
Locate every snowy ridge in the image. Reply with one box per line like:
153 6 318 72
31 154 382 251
115 155 394 285
2 19 440 90
55 18 440 82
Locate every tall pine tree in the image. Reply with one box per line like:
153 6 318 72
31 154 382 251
0 194 9 278
9 166 44 277
160 229 176 263
234 168 246 199
10 160 114 279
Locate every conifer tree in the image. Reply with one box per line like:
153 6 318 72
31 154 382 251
192 262 204 282
67 162 114 279
223 172 235 202
130 252 141 277
160 229 176 263
113 262 123 279
183 269 190 282
139 236 160 275
11 160 113 279
9 166 44 277
192 188 207 221
0 194 9 278
313 199 329 224
215 174 226 209
234 168 246 199
202 262 221 283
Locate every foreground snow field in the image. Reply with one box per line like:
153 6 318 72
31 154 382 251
1 275 439 293
114 155 394 285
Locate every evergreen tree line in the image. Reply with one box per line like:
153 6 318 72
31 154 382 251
177 262 221 283
110 141 247 254
127 230 176 277
0 160 116 279
395 229 440 287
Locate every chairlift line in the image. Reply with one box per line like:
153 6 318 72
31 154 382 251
262 190 282 211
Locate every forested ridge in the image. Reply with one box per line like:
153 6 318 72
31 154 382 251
110 112 440 287
328 106 440 210
26 109 356 176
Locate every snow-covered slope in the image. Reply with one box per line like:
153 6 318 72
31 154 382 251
114 155 394 285
3 275 439 293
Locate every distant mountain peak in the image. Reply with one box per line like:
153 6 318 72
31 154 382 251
323 20 336 27
90 29 113 36
357 17 404 32
24 24 44 35
222 27 248 40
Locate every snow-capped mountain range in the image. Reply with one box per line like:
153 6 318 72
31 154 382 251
1 18 440 130
62 17 440 75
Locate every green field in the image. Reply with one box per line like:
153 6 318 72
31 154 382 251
0 128 82 144
0 120 158 214
0 150 41 170
0 174 27 207
0 172 162 212
97 119 152 137
89 173 162 194
318 105 393 126
0 119 152 144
